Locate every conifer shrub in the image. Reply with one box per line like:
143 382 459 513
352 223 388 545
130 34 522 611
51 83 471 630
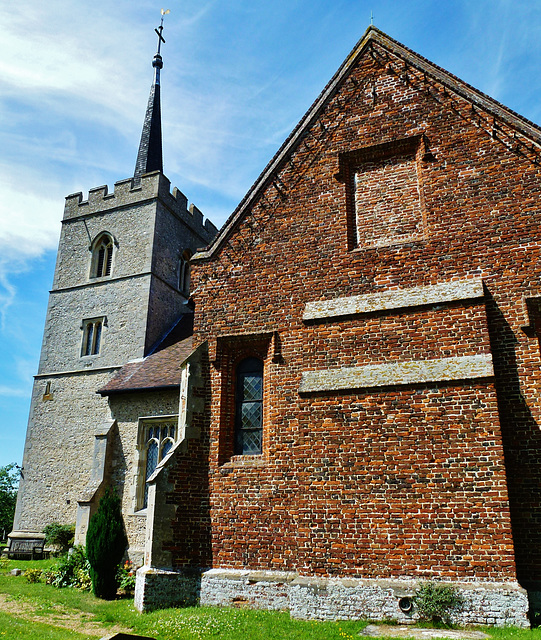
86 488 128 599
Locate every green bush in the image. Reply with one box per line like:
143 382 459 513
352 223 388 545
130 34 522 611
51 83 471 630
24 568 42 583
86 488 128 599
43 522 75 553
43 546 91 590
414 581 464 623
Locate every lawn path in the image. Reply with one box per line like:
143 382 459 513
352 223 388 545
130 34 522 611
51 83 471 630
0 592 131 637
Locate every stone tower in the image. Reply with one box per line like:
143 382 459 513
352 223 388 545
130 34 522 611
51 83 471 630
12 19 217 540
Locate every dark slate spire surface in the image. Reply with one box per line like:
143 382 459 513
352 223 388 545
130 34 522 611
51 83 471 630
134 13 168 181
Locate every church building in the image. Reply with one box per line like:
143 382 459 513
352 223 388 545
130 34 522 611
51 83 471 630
13 25 541 626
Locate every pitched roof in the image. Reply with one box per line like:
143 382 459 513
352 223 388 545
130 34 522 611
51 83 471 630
98 313 194 396
192 26 541 262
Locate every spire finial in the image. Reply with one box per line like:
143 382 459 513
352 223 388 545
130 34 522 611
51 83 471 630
134 9 171 182
152 9 170 85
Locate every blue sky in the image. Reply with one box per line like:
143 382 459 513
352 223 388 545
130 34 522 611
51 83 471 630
1 0 541 467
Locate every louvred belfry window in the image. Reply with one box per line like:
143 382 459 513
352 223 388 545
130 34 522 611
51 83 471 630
91 234 114 278
234 357 263 455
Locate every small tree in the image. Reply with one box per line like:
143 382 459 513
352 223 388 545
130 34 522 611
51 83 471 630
86 488 127 599
43 522 75 553
0 464 20 541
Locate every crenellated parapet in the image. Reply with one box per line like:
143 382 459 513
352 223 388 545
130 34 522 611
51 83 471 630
64 171 218 243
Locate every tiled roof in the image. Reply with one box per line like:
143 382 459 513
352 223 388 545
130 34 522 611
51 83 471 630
98 313 194 395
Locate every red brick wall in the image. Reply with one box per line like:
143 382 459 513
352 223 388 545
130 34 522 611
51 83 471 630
179 39 541 583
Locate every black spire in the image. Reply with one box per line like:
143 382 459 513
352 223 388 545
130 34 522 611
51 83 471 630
134 11 170 181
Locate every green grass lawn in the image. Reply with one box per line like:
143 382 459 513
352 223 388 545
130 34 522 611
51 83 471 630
0 559 540 640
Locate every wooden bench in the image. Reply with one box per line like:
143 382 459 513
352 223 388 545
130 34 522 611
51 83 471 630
3 534 46 560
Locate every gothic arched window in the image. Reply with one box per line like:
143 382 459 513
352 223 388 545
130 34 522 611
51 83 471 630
139 419 177 509
234 357 264 455
91 234 114 278
178 249 192 296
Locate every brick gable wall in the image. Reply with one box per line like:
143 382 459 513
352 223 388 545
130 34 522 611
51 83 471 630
167 39 541 585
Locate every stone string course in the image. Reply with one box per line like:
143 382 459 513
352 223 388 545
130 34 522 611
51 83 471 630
303 279 485 321
299 354 494 393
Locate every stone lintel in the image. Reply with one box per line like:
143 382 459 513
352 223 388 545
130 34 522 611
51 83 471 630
299 354 493 394
303 278 484 321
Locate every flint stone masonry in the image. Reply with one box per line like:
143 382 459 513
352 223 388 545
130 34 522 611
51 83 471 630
13 370 114 532
299 354 494 393
135 567 201 611
288 578 528 627
303 279 485 321
14 168 217 546
200 569 296 610
139 568 529 626
108 389 180 562
63 171 217 242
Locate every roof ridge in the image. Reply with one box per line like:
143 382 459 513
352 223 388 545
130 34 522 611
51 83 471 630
193 26 541 263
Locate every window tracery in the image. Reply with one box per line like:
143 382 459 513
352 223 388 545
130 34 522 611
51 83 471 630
138 418 177 510
91 234 114 278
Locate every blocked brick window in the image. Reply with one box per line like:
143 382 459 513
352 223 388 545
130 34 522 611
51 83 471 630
338 135 425 249
81 318 104 356
137 417 178 510
90 233 114 278
234 357 264 455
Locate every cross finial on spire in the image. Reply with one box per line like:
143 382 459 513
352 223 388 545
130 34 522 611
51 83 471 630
155 9 170 56
134 9 171 182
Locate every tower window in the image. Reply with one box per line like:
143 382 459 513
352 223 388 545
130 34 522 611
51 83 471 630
178 249 192 296
234 357 264 455
138 418 177 510
91 234 114 278
81 318 104 356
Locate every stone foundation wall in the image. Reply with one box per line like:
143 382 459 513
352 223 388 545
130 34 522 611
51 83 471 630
135 567 530 626
135 567 200 611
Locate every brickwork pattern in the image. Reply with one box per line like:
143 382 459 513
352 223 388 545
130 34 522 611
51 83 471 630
179 30 541 591
354 153 422 246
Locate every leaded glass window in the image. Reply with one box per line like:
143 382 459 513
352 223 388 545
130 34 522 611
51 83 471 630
234 357 263 455
140 419 177 509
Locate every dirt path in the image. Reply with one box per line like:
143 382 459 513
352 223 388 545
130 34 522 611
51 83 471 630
0 592 131 637
360 624 489 639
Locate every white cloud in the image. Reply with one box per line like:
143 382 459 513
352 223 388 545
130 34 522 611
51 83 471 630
0 385 29 398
